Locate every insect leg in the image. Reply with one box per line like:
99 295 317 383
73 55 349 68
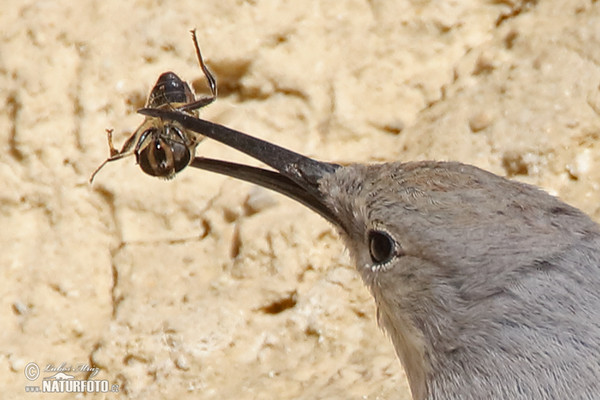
177 29 217 113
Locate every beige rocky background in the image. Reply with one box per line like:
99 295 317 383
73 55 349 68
2 0 600 399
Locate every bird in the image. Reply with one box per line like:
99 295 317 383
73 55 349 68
138 108 600 400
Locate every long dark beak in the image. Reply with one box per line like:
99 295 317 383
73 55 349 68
138 108 341 227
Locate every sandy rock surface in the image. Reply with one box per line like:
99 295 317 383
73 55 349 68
2 1 600 399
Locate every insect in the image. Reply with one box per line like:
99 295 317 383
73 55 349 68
90 30 216 182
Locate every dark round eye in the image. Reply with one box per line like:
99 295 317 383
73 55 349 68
138 137 192 178
170 141 192 173
368 230 397 265
139 139 171 177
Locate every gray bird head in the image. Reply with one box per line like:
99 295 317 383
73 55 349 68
139 108 600 400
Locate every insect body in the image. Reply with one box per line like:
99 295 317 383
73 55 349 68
90 30 216 182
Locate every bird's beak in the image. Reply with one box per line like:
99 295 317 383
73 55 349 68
137 108 342 227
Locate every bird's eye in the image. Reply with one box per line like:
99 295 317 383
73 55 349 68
368 230 397 265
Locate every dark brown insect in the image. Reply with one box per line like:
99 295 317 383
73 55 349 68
90 29 216 182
